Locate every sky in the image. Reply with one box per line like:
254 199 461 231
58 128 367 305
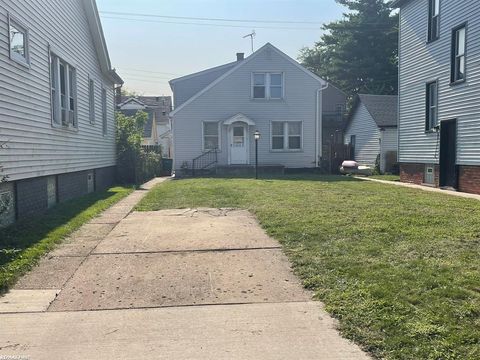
96 0 346 96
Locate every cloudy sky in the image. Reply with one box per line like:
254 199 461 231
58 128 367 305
97 0 346 96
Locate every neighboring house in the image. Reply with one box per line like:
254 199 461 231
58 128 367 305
0 0 122 227
393 0 480 194
117 96 173 157
169 43 346 175
344 94 398 173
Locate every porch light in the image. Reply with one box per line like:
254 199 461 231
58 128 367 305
254 130 261 140
254 130 260 179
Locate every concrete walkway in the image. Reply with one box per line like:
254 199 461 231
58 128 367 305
0 179 369 359
356 176 480 201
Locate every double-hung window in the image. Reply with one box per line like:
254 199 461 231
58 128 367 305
50 53 77 128
252 73 283 100
426 81 438 131
451 25 466 84
8 16 29 65
271 121 302 151
203 122 219 151
428 0 440 42
89 79 95 124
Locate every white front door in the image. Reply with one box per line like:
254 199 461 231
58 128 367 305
230 124 248 164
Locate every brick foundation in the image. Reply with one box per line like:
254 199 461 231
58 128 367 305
400 163 480 195
458 166 480 195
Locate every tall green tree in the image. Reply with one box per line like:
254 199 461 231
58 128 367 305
299 0 398 98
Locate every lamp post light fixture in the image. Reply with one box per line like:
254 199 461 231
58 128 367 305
254 130 261 179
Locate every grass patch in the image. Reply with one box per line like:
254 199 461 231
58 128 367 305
137 175 480 360
370 174 401 181
0 186 133 293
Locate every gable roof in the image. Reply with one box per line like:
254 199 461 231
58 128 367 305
169 43 328 117
169 61 238 86
348 94 398 129
81 0 123 84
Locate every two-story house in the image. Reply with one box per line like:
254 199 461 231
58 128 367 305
0 0 122 226
394 0 480 194
169 43 346 175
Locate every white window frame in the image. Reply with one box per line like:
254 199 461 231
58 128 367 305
49 51 77 129
270 121 303 152
202 121 220 151
89 78 95 124
252 72 284 100
8 14 30 67
102 87 107 136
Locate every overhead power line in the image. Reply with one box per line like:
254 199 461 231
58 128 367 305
100 11 323 25
117 67 181 76
100 16 321 31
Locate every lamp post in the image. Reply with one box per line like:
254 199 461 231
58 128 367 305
254 130 261 179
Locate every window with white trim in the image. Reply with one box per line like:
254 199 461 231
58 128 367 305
253 73 283 99
203 122 219 150
50 53 77 128
89 79 95 124
8 16 29 65
102 88 107 135
451 25 466 83
271 121 302 151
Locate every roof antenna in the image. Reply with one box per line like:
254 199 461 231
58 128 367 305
243 30 256 53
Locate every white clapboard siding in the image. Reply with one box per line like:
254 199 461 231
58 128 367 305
380 127 398 172
0 0 116 181
171 44 344 170
344 103 380 166
399 0 480 165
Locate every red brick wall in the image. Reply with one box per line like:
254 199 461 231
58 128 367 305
458 166 480 195
400 163 424 185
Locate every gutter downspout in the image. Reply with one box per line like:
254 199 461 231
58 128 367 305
316 83 329 167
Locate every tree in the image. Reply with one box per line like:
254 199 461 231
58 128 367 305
299 0 398 99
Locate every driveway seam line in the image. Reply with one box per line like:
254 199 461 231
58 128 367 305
91 246 283 256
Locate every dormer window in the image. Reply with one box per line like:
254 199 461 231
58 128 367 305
428 0 440 42
252 72 283 100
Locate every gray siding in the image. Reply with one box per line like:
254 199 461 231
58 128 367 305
171 62 237 108
344 103 380 166
0 0 116 182
172 45 337 171
380 127 398 172
398 0 480 165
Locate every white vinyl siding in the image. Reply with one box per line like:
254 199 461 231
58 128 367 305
344 103 381 167
380 128 398 173
89 78 95 124
398 0 480 166
0 0 117 182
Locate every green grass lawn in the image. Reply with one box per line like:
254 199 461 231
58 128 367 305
0 186 133 293
137 175 480 360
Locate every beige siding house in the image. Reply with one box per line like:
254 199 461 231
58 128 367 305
0 0 122 226
169 43 346 175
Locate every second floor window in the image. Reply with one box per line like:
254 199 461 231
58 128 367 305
252 73 283 100
428 0 440 42
50 53 77 128
451 25 466 83
426 81 438 131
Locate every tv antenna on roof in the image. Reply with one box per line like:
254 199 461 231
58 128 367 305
243 30 256 53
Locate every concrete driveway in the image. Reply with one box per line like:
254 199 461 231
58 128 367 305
0 182 369 359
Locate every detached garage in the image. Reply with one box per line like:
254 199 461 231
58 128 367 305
344 94 398 174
